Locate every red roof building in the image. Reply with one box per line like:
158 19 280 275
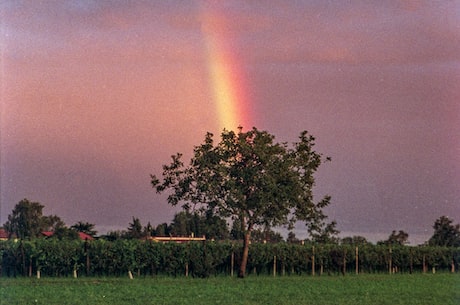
0 228 9 241
42 231 54 238
41 231 94 240
78 232 94 240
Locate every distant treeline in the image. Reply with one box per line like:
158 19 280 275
1 239 459 278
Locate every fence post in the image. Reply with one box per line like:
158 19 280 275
319 245 323 276
273 255 276 277
230 252 234 277
409 248 413 274
423 255 426 273
282 261 285 276
85 239 90 276
355 246 359 275
388 247 392 274
20 242 26 277
312 246 315 276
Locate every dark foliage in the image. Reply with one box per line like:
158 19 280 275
1 240 458 278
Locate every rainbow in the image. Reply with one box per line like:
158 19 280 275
201 4 252 131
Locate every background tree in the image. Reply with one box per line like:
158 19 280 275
3 199 47 239
154 223 171 237
287 231 300 243
230 218 245 240
170 211 193 236
151 127 335 277
341 235 370 246
71 221 98 237
41 215 66 232
428 216 460 247
169 210 229 239
143 222 154 238
127 217 144 239
42 215 78 240
51 226 79 240
202 210 229 240
308 217 339 244
3 199 74 240
378 230 409 246
251 227 283 243
101 230 126 241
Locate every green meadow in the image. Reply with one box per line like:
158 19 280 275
1 273 459 305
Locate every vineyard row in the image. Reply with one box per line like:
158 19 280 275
1 239 459 278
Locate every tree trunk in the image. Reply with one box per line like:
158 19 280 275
238 232 251 278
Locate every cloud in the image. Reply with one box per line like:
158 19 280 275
231 1 460 65
2 1 206 66
1 0 459 237
4 1 458 67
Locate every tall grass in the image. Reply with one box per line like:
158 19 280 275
1 273 459 305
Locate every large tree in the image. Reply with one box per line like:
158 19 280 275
151 127 335 277
3 198 72 240
428 216 460 247
4 199 47 239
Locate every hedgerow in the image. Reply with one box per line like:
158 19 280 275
1 240 458 277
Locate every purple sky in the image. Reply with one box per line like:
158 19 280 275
1 1 459 244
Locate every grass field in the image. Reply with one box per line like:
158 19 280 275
1 273 459 305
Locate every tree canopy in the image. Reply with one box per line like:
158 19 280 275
151 127 336 277
4 199 53 239
169 210 229 240
4 199 42 239
378 230 409 246
127 217 144 239
71 221 98 237
428 216 460 247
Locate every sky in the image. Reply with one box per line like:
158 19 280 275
1 1 459 244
